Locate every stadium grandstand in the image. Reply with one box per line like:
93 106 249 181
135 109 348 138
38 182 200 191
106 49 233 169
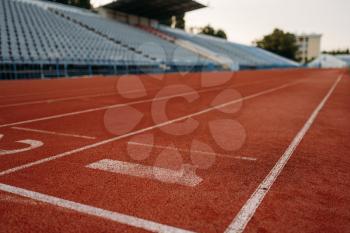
0 0 299 79
308 54 350 68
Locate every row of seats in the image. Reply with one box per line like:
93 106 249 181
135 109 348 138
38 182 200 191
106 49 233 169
53 7 213 66
159 26 299 68
0 0 212 67
1 0 150 64
337 55 350 65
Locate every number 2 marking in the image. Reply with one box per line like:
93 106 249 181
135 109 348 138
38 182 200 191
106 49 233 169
0 134 44 156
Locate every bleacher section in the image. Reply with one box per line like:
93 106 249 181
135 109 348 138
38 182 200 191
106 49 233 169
336 55 350 66
308 54 350 68
0 0 146 64
0 0 218 79
158 26 300 70
0 0 139 77
50 7 214 68
0 0 299 79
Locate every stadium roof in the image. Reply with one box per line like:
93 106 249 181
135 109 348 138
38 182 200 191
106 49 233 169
102 0 206 19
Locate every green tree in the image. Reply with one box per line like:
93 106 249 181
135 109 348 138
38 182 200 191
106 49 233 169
175 14 185 29
216 29 227 40
255 29 299 61
201 25 216 36
322 49 350 55
199 25 227 40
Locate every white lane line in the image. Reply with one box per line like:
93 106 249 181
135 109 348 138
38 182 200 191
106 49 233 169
0 87 152 108
0 87 219 128
0 183 195 233
87 159 203 187
128 142 257 161
0 83 202 108
0 81 300 177
1 86 115 99
0 92 117 108
0 79 271 125
224 74 343 233
0 73 267 100
11 127 96 140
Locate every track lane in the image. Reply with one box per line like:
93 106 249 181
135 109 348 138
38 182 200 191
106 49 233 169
0 69 326 122
0 71 312 172
0 69 342 233
0 190 152 233
241 72 350 233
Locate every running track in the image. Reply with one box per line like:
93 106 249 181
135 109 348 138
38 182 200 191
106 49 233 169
0 69 349 233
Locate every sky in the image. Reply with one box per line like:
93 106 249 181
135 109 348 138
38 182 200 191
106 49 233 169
91 0 350 51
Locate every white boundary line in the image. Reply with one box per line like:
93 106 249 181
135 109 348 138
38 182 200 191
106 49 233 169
11 126 96 140
0 86 111 99
0 92 117 108
0 86 224 128
0 79 270 108
0 78 270 110
0 86 156 108
224 74 343 233
0 85 189 108
0 81 300 176
128 142 256 161
0 183 195 233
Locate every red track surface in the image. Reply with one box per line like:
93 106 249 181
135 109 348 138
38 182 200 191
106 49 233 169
0 69 349 233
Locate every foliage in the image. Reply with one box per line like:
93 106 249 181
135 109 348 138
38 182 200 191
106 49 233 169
199 25 227 40
255 28 299 61
322 49 350 55
175 14 185 29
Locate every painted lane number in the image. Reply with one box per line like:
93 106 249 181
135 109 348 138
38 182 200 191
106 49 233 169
0 134 43 156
